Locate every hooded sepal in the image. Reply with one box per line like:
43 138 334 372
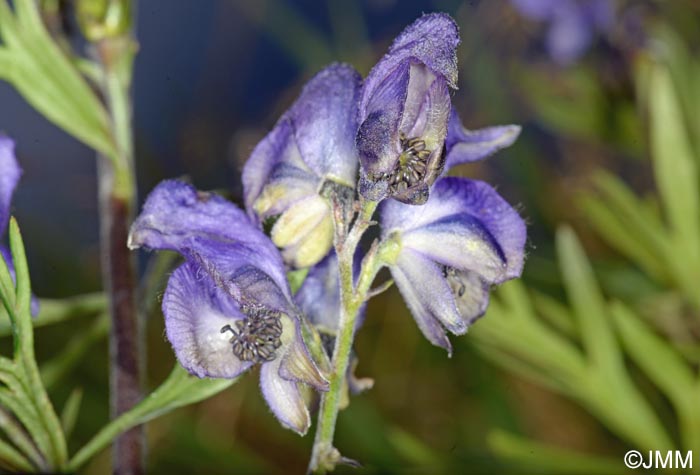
357 13 459 204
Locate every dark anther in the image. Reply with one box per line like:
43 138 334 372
383 133 432 194
221 310 283 363
442 266 466 298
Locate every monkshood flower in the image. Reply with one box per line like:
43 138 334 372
0 137 38 315
380 177 526 355
243 64 361 268
128 180 329 434
357 13 459 204
510 0 613 64
357 13 521 205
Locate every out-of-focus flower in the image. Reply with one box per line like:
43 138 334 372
129 180 329 434
510 0 613 64
380 177 526 354
0 137 38 315
0 136 21 253
243 64 361 268
357 13 459 205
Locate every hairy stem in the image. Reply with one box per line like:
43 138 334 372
96 37 143 475
308 199 379 474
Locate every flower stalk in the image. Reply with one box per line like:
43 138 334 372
308 199 380 473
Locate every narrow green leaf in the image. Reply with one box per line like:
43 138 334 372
498 279 536 321
610 301 694 407
13 0 44 32
60 388 83 441
472 343 574 396
556 227 619 370
0 1 21 46
649 65 700 273
387 427 443 469
9 218 31 321
474 295 588 386
7 219 68 468
488 430 622 475
0 437 34 473
593 171 671 262
610 301 700 451
578 193 667 281
68 364 237 472
0 405 47 471
556 228 673 450
0 389 53 466
0 217 16 306
653 26 700 159
531 291 577 338
0 0 117 159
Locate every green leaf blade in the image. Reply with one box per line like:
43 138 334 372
68 364 237 472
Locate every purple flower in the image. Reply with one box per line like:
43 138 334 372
0 136 21 276
356 13 522 205
0 137 21 236
510 0 613 64
357 13 459 205
0 137 38 316
243 64 361 268
380 177 526 355
128 180 329 434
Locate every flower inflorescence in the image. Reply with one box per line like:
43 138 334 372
129 12 526 447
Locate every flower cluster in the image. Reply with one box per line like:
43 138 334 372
129 13 526 435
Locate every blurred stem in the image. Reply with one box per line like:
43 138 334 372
95 33 143 474
309 199 379 474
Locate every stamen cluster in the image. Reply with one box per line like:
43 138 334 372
221 310 283 363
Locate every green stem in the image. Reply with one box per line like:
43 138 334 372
9 220 68 468
308 199 380 474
